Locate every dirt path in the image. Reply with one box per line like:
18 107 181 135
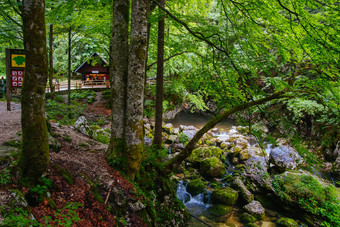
0 102 21 145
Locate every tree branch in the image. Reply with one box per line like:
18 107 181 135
147 51 187 70
164 91 287 174
151 0 242 75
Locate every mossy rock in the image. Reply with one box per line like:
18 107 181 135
200 157 226 179
211 187 239 205
240 212 257 224
188 146 225 164
208 204 233 217
272 170 340 226
277 217 298 227
187 178 206 196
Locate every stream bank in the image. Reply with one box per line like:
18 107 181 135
153 111 340 226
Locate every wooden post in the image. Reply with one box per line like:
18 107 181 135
5 49 11 111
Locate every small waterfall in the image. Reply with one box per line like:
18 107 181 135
265 143 273 155
176 181 210 216
176 181 192 204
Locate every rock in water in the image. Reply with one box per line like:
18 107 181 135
269 146 303 173
211 187 239 205
244 156 271 190
243 200 265 220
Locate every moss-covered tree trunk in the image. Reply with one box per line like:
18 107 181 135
125 0 149 180
106 0 130 170
19 0 49 184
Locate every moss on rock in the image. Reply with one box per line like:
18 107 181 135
208 204 233 217
240 212 257 224
187 178 206 196
188 146 225 163
277 217 299 227
200 157 226 179
211 187 239 205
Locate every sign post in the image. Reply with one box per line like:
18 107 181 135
5 48 25 111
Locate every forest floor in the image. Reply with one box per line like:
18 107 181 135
0 100 147 226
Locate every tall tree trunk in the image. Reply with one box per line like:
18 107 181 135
67 27 71 105
164 91 286 175
106 0 130 169
153 0 165 148
125 0 149 180
49 24 54 97
19 0 49 184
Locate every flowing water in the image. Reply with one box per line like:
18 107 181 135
168 111 235 131
171 112 277 226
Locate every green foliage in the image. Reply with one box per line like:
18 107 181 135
31 177 53 197
1 206 40 227
0 167 12 186
272 172 340 226
70 90 96 104
286 98 326 124
144 99 155 118
178 132 190 144
45 99 86 125
43 202 82 226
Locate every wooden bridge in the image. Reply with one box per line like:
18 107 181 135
45 80 110 93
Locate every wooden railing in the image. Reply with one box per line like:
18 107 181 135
45 80 110 93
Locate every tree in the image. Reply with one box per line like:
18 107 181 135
106 0 129 169
125 0 150 180
107 0 149 180
48 24 54 96
18 0 49 184
153 0 165 149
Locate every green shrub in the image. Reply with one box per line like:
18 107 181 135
45 100 86 125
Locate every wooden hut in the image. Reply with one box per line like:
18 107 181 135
74 53 109 82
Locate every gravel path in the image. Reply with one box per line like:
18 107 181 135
0 101 21 145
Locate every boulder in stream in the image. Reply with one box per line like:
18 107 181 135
269 146 303 173
244 156 271 190
208 204 233 217
188 146 224 164
211 187 239 205
271 170 340 226
243 200 265 220
186 178 206 196
276 217 299 227
200 157 226 179
232 177 254 203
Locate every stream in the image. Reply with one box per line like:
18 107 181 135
169 112 277 226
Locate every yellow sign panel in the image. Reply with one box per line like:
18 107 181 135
11 54 26 67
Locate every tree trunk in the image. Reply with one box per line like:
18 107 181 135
164 91 286 175
67 27 71 105
125 0 149 180
153 0 165 149
106 0 130 169
49 24 54 97
19 0 49 184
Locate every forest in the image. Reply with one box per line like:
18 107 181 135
0 0 339 226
